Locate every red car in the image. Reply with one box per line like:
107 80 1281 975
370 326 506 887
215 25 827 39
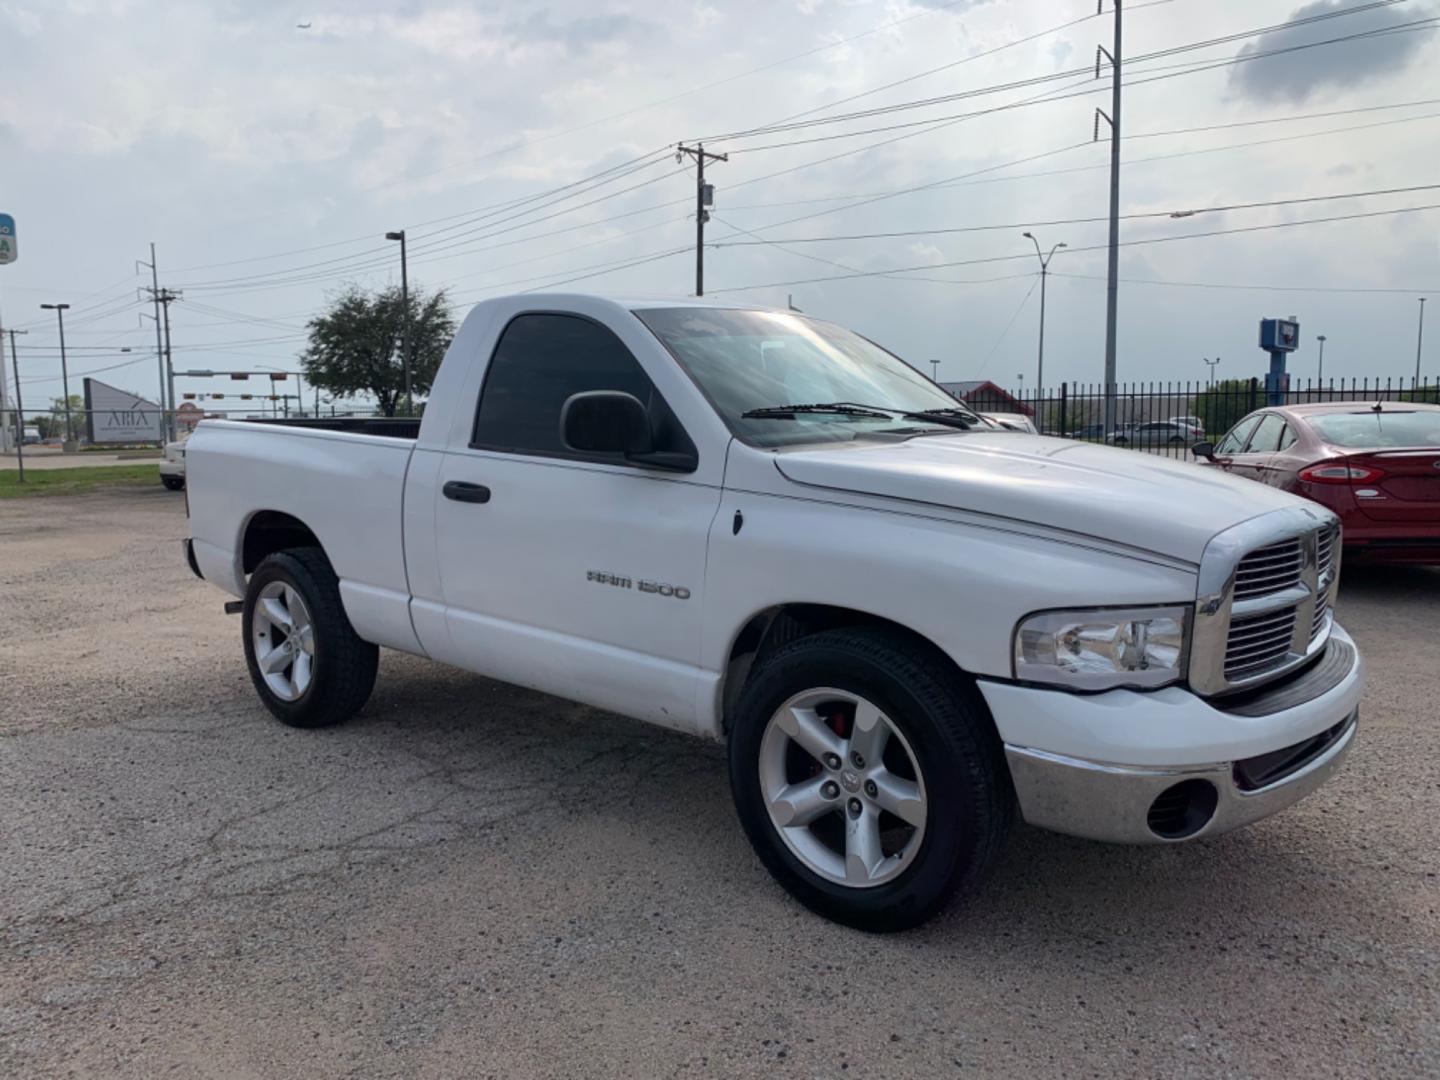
1194 402 1440 564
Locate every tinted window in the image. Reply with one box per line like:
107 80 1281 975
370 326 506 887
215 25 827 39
1278 424 1297 451
1307 409 1440 448
635 307 976 449
1245 414 1286 454
1216 415 1261 455
473 314 680 459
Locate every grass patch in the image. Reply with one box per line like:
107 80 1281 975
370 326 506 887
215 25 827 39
0 464 161 498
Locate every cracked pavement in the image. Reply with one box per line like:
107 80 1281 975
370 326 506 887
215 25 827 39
2 489 1438 1077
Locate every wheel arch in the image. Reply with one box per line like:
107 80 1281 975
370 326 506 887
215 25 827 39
240 510 326 575
717 603 985 738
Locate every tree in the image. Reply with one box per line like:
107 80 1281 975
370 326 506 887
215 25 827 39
35 395 85 440
1192 378 1259 439
299 285 455 416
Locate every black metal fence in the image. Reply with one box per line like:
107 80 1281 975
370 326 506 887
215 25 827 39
972 376 1440 460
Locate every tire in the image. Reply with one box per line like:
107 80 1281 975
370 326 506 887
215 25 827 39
728 628 1013 932
161 477 185 491
241 548 378 728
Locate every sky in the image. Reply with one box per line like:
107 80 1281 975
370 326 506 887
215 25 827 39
2 0 1438 412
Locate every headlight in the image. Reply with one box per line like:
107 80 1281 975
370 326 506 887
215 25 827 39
1014 606 1189 691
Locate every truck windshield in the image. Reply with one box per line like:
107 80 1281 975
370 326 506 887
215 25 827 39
635 307 976 448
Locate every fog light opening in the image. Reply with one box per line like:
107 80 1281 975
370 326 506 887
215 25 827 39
1146 779 1219 840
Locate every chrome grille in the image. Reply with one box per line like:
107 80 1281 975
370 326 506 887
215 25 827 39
1316 527 1337 582
1233 538 1303 599
1224 607 1298 679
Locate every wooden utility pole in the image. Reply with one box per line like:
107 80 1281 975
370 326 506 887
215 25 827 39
676 144 727 296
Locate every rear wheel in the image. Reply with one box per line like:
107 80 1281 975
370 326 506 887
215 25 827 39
728 628 1012 932
161 476 184 491
242 548 377 728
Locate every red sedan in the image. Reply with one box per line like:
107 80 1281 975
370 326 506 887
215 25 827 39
1194 402 1440 564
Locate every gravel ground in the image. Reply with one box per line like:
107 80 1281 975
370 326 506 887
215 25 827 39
2 490 1437 1078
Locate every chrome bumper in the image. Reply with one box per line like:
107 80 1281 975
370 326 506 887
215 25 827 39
1005 710 1357 845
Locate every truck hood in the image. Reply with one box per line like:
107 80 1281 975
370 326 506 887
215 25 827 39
773 432 1310 564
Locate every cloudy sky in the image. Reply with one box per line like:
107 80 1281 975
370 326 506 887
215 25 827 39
2 0 1438 410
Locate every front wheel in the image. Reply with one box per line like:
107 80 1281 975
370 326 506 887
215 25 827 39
242 548 378 728
728 628 1012 932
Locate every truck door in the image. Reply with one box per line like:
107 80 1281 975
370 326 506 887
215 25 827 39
429 312 722 734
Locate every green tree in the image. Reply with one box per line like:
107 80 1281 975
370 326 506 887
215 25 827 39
299 285 456 416
37 395 85 441
1192 378 1258 440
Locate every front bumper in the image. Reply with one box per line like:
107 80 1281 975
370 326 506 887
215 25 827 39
979 624 1364 844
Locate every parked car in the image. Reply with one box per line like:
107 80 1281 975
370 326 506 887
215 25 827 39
1170 415 1205 436
1194 402 1440 564
1107 420 1202 447
184 295 1362 931
22 426 40 445
159 434 189 491
979 411 1038 433
1070 422 1106 440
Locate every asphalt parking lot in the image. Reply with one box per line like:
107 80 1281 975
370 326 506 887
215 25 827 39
2 490 1437 1078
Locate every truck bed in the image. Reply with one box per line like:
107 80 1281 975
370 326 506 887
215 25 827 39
237 416 421 439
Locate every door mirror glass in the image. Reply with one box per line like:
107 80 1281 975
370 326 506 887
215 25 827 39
1191 440 1215 460
560 390 653 455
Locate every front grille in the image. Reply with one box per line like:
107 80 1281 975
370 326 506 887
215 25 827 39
1224 607 1297 679
1233 713 1354 791
1233 538 1304 599
1316 527 1337 581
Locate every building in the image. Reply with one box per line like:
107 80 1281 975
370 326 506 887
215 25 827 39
938 380 1034 417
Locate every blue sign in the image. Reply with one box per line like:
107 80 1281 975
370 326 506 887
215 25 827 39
1259 317 1299 352
0 213 14 264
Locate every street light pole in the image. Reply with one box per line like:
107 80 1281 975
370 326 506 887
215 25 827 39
930 359 940 382
1022 232 1066 393
1416 298 1427 388
1203 356 1220 388
385 230 413 415
40 303 73 444
1316 335 1327 385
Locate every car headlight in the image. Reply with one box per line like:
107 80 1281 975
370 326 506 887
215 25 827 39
1014 606 1189 691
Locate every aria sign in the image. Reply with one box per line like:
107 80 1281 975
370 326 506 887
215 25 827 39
83 378 164 443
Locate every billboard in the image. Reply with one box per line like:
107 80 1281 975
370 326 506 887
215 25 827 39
83 378 164 444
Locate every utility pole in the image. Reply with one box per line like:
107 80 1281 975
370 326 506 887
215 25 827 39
676 143 727 296
1315 335 1326 384
1203 356 1220 388
40 303 73 445
1416 298 1427 388
141 284 183 441
385 230 412 414
930 359 940 382
1022 232 1066 393
139 244 168 432
1095 0 1122 435
6 328 27 481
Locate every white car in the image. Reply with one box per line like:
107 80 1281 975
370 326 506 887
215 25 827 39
159 435 188 490
183 295 1362 931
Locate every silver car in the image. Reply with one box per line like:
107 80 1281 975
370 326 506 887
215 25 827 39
1106 420 1201 447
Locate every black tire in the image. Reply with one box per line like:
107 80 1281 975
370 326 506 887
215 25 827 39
161 476 185 491
242 548 378 728
728 628 1013 932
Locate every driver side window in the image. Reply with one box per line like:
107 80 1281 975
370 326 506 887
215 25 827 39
1215 414 1261 455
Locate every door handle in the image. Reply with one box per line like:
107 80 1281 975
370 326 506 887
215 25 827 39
443 480 491 504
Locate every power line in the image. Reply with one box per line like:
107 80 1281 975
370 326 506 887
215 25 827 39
709 183 1440 246
1050 272 1437 294
708 202 1440 294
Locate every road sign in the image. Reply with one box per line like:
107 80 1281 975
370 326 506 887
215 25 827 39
0 213 15 264
175 402 203 428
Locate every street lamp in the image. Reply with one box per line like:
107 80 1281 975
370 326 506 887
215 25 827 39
1417 298 1427 389
1316 335 1327 385
1022 232 1065 394
929 359 940 382
40 303 73 445
1203 356 1220 388
385 230 413 414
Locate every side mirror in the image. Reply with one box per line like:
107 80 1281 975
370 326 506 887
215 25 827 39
560 391 653 456
1191 441 1216 460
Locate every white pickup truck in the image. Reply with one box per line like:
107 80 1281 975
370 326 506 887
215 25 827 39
184 294 1363 931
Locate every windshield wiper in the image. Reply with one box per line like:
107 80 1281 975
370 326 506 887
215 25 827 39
899 407 978 430
741 402 894 420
